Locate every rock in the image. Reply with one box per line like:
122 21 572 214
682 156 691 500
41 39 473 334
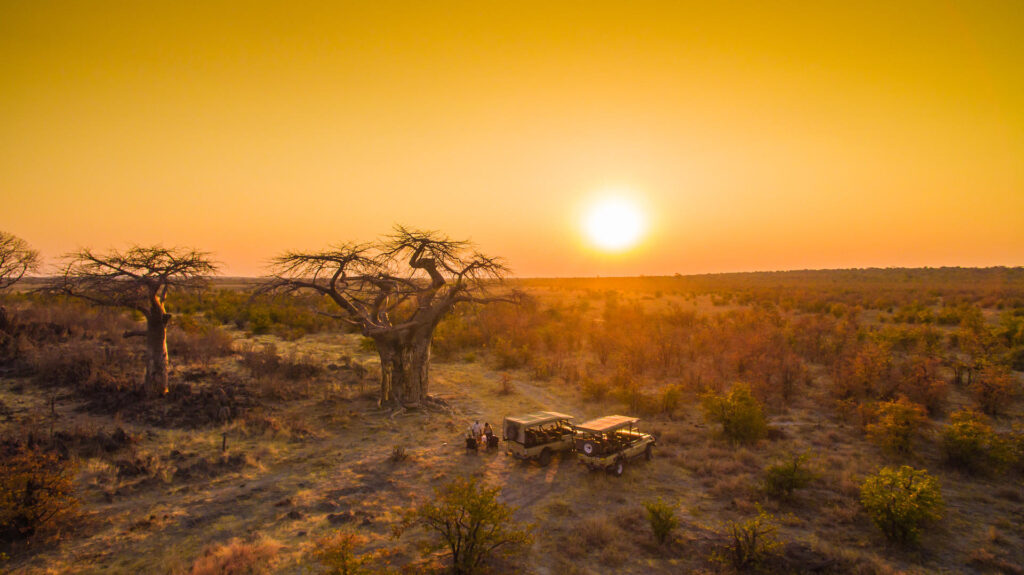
287 510 303 520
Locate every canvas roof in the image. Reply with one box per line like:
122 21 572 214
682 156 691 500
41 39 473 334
503 411 575 426
574 415 639 433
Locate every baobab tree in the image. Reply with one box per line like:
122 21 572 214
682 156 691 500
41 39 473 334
0 231 40 291
54 246 218 396
269 226 515 409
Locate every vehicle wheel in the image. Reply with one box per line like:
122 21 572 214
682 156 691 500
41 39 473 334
644 445 653 461
538 448 552 467
610 459 625 477
582 442 595 455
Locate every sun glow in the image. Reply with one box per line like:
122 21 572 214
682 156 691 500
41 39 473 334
583 196 647 252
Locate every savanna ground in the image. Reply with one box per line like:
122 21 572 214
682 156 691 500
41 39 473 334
2 268 1023 574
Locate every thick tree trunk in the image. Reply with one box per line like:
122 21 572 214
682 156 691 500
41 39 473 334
144 313 170 396
375 329 432 408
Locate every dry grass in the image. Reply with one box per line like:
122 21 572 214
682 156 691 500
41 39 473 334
2 278 1022 574
187 537 283 575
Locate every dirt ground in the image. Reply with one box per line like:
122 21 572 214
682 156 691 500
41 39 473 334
2 325 1023 574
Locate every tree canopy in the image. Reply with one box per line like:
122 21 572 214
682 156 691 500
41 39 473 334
0 231 41 290
269 226 515 407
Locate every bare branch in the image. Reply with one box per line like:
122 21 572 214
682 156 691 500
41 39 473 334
0 231 41 290
52 245 219 314
266 226 514 335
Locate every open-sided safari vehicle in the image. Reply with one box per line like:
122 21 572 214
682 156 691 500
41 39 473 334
574 415 655 476
503 411 575 466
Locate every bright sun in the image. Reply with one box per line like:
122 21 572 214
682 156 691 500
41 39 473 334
583 196 646 251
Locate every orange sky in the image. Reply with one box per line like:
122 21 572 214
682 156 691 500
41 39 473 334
2 1 1022 277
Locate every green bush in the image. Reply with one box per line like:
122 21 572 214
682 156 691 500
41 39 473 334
941 410 1014 474
397 475 532 575
865 397 928 455
642 498 678 545
762 452 816 498
701 383 768 445
859 465 944 544
713 505 781 570
311 529 378 575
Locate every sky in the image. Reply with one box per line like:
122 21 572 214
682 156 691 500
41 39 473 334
2 1 1022 277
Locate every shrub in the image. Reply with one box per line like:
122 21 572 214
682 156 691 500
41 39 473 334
390 445 408 463
972 366 1019 416
397 475 532 575
713 505 781 570
897 356 949 415
239 343 322 387
167 323 234 365
580 377 610 401
643 498 678 545
0 445 78 542
701 383 768 445
762 452 816 498
941 410 1014 474
859 465 944 544
865 397 928 455
239 343 281 378
497 373 514 395
491 338 526 370
659 384 685 414
189 537 282 575
278 351 324 381
311 530 378 575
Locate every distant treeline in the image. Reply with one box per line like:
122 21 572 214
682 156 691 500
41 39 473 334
517 267 1024 312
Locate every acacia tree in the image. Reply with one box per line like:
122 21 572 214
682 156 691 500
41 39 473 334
54 246 218 396
0 231 41 291
0 231 42 329
269 227 514 408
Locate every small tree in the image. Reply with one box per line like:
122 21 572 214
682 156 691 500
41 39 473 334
941 409 1013 474
701 383 768 444
859 465 944 545
971 366 1019 416
396 475 532 575
643 498 678 545
0 231 40 291
0 446 78 542
0 231 40 329
54 246 218 395
714 505 781 570
865 397 928 455
311 529 378 575
762 452 816 498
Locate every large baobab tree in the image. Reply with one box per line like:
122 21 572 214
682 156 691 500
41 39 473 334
0 231 40 291
270 226 514 409
54 246 218 396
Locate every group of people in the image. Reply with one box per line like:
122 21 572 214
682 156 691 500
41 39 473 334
466 420 498 450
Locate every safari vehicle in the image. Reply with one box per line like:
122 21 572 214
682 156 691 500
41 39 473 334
574 415 655 476
502 411 575 466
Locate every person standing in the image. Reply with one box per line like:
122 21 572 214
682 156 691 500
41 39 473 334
483 422 497 449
